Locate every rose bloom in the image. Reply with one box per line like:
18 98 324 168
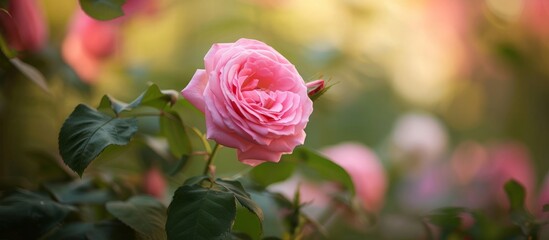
143 166 167 200
62 0 157 82
322 142 388 212
181 38 313 166
62 10 120 82
0 0 47 52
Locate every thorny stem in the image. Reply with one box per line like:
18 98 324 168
203 143 220 175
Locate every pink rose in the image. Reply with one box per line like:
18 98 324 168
321 142 388 212
0 0 47 52
181 38 313 166
143 166 167 200
62 11 118 82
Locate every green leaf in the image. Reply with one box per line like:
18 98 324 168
10 58 49 93
97 84 178 116
79 0 126 21
504 180 526 211
97 95 128 116
504 180 537 236
59 104 138 176
87 220 136 240
127 85 178 110
44 179 114 204
166 184 236 240
160 111 192 158
426 207 466 231
47 221 135 240
217 179 264 224
249 159 296 187
106 196 167 240
543 204 549 212
0 189 75 239
290 147 355 196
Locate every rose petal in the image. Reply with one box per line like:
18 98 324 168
181 69 208 112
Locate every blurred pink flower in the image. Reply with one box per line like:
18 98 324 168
451 141 489 186
396 163 454 212
522 0 549 38
62 0 157 83
390 112 448 171
143 166 166 199
487 142 536 210
322 142 388 213
454 142 536 210
0 0 47 52
62 11 118 83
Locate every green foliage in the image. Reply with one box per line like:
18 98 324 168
249 159 296 187
504 180 539 237
160 110 192 158
59 104 138 176
0 189 75 239
79 0 126 21
106 196 167 240
166 184 236 240
59 84 187 177
251 147 355 196
166 177 265 240
49 220 135 240
98 84 177 116
217 179 264 225
44 179 115 204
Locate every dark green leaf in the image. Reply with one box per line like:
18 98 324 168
97 95 128 116
543 204 549 212
249 159 296 187
217 179 264 224
79 0 126 21
504 180 537 236
47 222 93 240
426 207 466 231
47 220 135 240
504 180 526 210
87 220 135 240
106 196 167 240
127 85 178 110
0 189 74 239
44 179 114 204
98 84 178 116
166 184 236 240
59 104 138 176
160 111 192 158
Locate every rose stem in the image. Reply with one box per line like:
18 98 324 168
203 143 220 175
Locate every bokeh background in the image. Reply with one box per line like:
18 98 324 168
1 0 549 238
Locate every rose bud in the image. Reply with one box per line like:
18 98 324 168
305 79 326 100
0 0 47 52
181 38 313 166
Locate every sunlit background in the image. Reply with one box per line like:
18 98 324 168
1 0 549 239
